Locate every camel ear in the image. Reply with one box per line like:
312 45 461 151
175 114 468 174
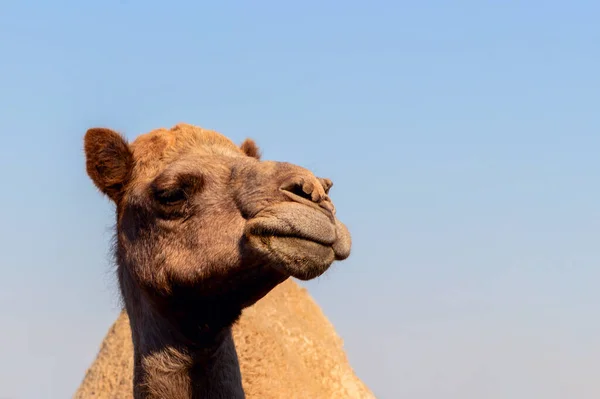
84 128 134 203
240 138 261 160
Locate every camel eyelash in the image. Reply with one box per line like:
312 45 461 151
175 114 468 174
154 187 187 205
151 173 204 205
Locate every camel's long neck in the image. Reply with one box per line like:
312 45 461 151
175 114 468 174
126 297 245 399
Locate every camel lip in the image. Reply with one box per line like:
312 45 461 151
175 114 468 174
245 227 335 248
244 202 339 249
255 236 335 281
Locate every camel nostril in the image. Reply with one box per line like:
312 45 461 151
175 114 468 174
281 182 314 202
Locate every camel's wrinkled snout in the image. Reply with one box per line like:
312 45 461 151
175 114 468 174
238 162 352 280
279 175 336 217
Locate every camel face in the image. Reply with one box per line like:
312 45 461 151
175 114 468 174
85 123 351 323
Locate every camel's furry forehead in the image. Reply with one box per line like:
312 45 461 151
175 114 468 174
129 123 248 182
130 123 245 160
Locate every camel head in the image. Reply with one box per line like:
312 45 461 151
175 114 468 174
83 123 351 338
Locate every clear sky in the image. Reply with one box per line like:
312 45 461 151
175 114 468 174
1 1 599 398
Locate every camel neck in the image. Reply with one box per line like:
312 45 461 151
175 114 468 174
128 303 245 399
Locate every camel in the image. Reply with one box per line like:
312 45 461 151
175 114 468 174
78 123 375 398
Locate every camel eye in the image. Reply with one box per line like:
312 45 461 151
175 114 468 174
154 187 187 205
151 172 204 207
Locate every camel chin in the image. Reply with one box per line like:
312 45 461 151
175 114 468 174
253 235 336 280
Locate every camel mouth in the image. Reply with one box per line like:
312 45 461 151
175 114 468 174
243 202 351 280
245 233 335 280
246 224 336 248
244 201 337 243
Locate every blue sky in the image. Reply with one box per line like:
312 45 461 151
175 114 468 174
1 1 599 398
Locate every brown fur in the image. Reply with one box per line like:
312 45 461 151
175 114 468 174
81 123 366 398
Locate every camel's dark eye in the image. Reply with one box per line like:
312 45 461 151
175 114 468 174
154 187 187 205
151 172 203 211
